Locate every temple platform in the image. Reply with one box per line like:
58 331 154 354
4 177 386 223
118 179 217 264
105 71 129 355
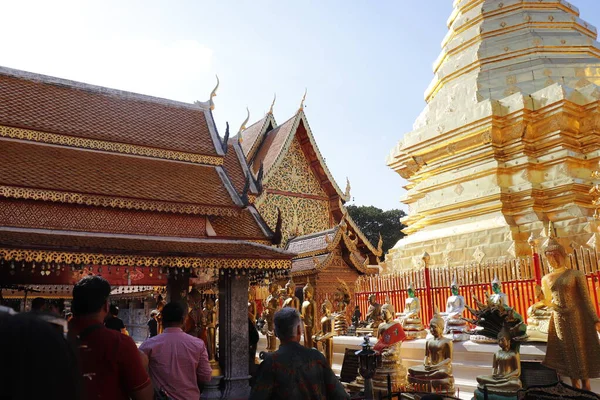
257 334 600 399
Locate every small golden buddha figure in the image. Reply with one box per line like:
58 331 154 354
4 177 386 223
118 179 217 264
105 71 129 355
475 327 522 397
203 298 217 362
365 294 383 329
396 283 426 339
539 226 600 391
248 287 257 324
408 311 454 393
440 277 469 340
525 285 550 342
263 282 280 352
372 303 407 391
489 275 509 307
301 281 317 349
282 278 300 311
333 279 351 336
313 298 336 367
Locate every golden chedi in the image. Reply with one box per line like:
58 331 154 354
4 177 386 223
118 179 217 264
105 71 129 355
313 298 336 367
408 310 454 394
540 225 600 391
386 0 600 271
395 283 426 339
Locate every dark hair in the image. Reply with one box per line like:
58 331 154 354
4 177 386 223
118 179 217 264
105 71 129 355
0 313 82 400
109 304 119 316
71 276 111 317
162 302 185 327
274 308 301 340
31 297 46 311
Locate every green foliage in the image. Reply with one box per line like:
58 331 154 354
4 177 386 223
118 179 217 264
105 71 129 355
346 205 406 255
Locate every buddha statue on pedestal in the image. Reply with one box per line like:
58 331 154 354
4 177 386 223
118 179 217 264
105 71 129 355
262 282 280 352
396 283 426 340
282 278 300 311
539 226 600 391
489 275 509 307
372 303 407 392
333 279 351 336
365 294 383 329
301 281 317 349
408 310 454 394
440 277 469 341
525 285 550 342
313 298 335 367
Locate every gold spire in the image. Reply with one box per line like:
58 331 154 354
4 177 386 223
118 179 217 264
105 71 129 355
298 88 307 112
344 177 351 199
268 93 276 115
209 75 219 111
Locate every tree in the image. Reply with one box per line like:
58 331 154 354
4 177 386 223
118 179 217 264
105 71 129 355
346 205 407 255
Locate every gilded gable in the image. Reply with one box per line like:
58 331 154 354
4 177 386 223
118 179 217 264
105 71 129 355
265 138 327 197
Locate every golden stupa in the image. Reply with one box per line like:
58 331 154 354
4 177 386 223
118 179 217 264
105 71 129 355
386 0 600 270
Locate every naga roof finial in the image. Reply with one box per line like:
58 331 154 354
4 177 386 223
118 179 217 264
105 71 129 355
344 177 351 199
268 93 276 115
237 107 250 143
209 75 219 111
298 88 307 112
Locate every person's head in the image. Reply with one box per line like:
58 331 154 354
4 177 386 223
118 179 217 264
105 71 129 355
31 297 46 312
71 276 111 319
0 313 82 400
274 307 302 343
162 302 185 328
109 304 119 317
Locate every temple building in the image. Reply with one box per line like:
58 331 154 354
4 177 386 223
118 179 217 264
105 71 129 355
386 0 600 269
0 66 293 398
233 103 381 307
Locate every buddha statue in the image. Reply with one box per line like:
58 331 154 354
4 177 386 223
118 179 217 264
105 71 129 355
396 283 426 339
365 294 383 329
301 281 317 349
248 287 257 323
313 298 336 367
539 226 600 391
333 279 351 336
474 327 522 399
440 277 469 341
262 282 280 352
372 303 407 392
489 275 509 307
408 310 455 394
351 305 361 328
524 285 550 342
282 278 300 311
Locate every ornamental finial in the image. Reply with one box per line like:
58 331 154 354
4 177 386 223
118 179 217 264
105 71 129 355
209 75 219 111
268 93 276 115
344 177 351 199
238 107 250 140
298 88 307 112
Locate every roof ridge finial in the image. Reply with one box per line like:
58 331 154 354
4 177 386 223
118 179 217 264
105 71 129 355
238 107 250 142
268 93 276 115
298 88 307 112
209 75 219 111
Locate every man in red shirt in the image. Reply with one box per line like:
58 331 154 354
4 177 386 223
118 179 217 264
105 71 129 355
140 302 212 400
69 276 153 400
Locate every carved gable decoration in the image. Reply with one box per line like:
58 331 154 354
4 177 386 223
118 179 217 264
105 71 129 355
265 138 327 197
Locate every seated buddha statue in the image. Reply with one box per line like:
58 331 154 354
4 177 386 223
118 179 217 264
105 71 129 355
396 283 426 339
525 285 550 342
475 327 522 398
489 275 509 307
372 303 407 391
408 310 455 394
365 294 383 329
440 277 469 341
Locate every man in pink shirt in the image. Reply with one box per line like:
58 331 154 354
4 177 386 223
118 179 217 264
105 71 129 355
140 302 212 400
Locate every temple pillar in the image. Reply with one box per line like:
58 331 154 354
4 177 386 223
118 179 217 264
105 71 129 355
166 269 189 304
218 270 250 399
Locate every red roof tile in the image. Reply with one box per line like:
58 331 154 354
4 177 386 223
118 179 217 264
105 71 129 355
209 209 269 240
291 254 330 273
0 69 219 156
251 116 296 175
286 228 337 255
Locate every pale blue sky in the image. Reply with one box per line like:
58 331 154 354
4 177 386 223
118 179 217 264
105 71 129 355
1 1 599 211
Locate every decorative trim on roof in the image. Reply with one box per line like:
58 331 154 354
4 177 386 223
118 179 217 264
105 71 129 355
0 247 291 270
0 125 224 166
288 227 343 259
341 206 382 257
246 113 277 163
204 109 226 157
0 186 240 217
291 252 335 277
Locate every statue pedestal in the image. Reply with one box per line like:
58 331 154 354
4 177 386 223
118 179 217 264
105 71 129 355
200 376 222 399
473 388 517 400
405 330 427 340
408 375 455 395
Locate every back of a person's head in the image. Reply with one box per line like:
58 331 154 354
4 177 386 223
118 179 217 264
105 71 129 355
0 312 82 400
162 302 185 327
109 304 119 316
31 297 46 312
71 276 111 317
274 307 301 341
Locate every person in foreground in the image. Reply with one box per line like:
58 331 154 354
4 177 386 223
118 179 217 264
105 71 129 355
140 301 212 400
68 276 153 400
249 307 350 400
